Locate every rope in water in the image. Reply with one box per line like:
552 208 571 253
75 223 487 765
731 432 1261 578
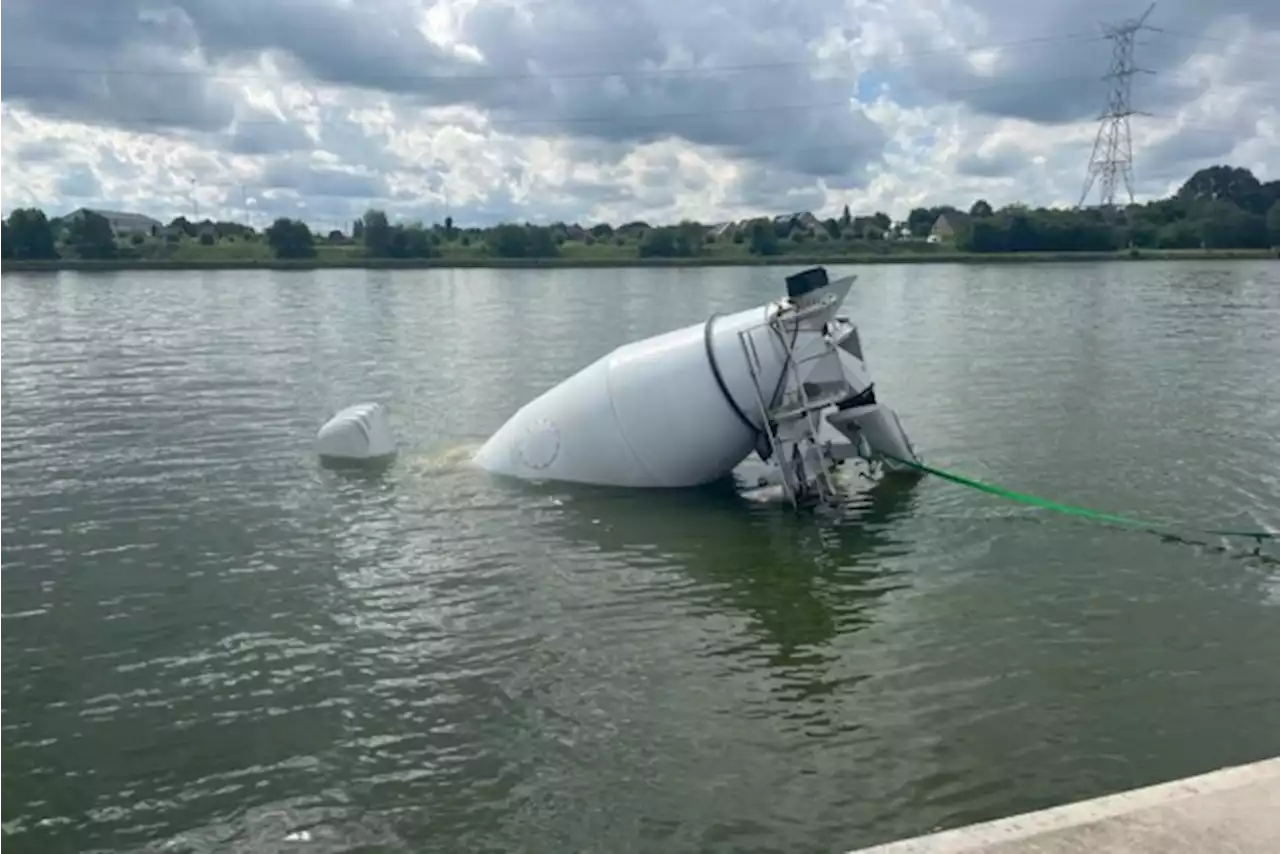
880 454 1276 544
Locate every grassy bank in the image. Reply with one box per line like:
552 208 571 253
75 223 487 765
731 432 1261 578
4 247 1275 272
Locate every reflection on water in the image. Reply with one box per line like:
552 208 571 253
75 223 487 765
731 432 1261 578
541 473 921 655
3 263 1279 854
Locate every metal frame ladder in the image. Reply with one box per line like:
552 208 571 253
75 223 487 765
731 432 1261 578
735 296 851 510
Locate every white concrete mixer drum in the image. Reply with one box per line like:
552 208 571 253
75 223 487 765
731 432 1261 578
472 265 921 507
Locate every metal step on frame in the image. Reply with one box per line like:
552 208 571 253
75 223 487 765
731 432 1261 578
735 297 851 510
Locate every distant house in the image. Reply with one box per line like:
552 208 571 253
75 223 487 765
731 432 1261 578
929 211 971 243
794 212 823 233
69 208 164 237
772 212 823 236
615 221 651 239
709 221 739 240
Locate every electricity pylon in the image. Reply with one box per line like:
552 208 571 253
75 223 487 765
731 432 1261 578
1077 2 1158 210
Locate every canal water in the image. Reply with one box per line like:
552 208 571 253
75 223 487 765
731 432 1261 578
3 261 1279 854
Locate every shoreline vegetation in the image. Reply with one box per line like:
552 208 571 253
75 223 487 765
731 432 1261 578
4 164 1278 273
3 247 1275 272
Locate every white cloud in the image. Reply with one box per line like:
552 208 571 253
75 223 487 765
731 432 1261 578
1 0 1277 229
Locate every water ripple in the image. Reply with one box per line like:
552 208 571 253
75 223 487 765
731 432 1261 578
3 264 1279 854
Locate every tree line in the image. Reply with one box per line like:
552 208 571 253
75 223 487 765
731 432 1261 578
4 164 1279 263
957 166 1280 254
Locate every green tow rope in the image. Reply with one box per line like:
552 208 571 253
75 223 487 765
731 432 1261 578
881 454 1276 544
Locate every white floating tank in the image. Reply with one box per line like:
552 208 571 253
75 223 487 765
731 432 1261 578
316 402 397 464
473 266 920 499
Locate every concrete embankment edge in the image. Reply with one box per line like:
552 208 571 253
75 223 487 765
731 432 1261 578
848 756 1280 853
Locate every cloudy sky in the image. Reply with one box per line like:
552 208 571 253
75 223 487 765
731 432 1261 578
2 0 1277 230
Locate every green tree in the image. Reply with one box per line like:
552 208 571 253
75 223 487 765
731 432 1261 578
638 228 679 258
638 221 703 258
1177 165 1267 214
525 226 558 257
5 208 59 259
957 207 1118 253
1155 220 1200 249
212 220 253 240
362 208 391 257
265 217 316 258
840 204 852 229
1266 200 1280 247
970 199 994 218
852 216 885 240
388 223 437 258
748 220 779 256
906 207 933 237
960 217 1005 252
65 210 117 259
488 224 558 258
1126 219 1158 248
487 224 527 257
1193 199 1268 249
